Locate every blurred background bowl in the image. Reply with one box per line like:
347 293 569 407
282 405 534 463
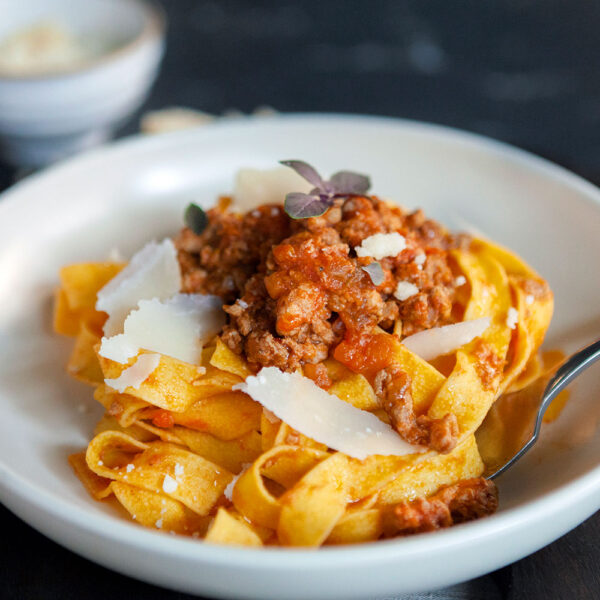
0 0 165 168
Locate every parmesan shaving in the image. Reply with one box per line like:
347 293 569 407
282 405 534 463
104 353 161 393
402 317 491 361
355 233 406 260
96 239 181 336
235 368 423 460
99 294 225 365
232 167 312 213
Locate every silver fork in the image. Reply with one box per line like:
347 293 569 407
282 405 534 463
477 338 600 479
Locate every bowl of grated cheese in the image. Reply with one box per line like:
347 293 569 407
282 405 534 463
0 0 165 168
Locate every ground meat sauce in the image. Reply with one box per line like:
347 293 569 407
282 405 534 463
385 478 498 536
374 365 459 454
175 194 466 452
473 339 505 391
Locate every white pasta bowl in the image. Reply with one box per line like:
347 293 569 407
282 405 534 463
0 0 165 167
0 115 598 599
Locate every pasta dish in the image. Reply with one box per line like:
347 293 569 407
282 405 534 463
55 161 554 547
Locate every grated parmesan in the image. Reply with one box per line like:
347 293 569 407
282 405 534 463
454 275 467 287
394 281 419 301
355 233 407 260
174 463 184 476
525 294 534 305
235 368 423 460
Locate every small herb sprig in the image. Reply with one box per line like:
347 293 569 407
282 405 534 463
280 160 371 219
185 203 208 235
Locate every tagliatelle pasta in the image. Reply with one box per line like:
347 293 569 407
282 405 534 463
55 163 556 547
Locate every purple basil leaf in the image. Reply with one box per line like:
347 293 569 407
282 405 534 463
329 171 371 195
280 160 325 189
284 192 333 219
362 261 385 286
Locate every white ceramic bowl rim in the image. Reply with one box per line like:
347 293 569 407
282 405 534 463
1 113 599 572
0 0 165 82
2 439 600 569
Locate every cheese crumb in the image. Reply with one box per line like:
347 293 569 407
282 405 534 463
155 518 163 529
394 281 419 301
506 307 519 330
174 463 184 476
454 275 467 287
126 463 135 473
162 474 178 494
355 233 407 260
525 294 534 305
414 253 426 266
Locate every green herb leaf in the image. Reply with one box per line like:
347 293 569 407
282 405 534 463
185 203 208 235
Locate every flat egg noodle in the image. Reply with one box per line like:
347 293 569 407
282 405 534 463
111 481 211 535
97 351 225 413
67 323 104 385
232 445 328 529
277 452 351 546
205 508 265 546
57 246 552 546
427 250 512 438
86 430 233 515
54 262 123 337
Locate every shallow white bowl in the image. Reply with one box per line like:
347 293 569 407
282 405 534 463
0 115 599 599
0 0 164 167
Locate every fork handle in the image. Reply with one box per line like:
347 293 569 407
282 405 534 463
541 338 600 411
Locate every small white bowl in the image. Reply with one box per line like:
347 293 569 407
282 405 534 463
0 0 165 167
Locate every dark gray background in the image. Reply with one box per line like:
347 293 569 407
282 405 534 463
1 1 599 599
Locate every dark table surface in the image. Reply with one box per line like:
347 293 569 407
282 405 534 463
1 2 599 599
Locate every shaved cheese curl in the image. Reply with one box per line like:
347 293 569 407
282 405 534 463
232 167 312 213
402 317 491 361
235 368 423 460
96 239 181 336
99 293 225 365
